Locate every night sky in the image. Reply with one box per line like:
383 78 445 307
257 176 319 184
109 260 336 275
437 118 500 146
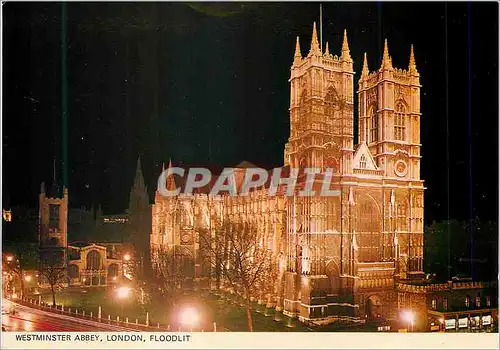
2 2 498 223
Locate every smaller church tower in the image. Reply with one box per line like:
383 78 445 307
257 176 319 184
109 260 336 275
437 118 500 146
38 177 69 266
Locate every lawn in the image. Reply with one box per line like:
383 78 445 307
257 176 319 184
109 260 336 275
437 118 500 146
29 287 313 331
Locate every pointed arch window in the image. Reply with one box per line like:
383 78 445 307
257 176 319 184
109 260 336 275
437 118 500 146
396 202 407 231
325 87 340 133
369 107 378 143
360 155 367 169
394 103 406 141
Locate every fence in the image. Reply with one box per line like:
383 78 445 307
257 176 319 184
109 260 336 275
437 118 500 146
16 297 198 332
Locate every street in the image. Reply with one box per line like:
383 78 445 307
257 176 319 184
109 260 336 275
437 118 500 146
2 299 135 332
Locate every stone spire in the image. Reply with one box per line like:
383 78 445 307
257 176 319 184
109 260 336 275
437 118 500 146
361 52 369 79
380 38 393 70
408 44 419 76
133 156 146 190
166 158 176 192
308 22 321 56
324 41 330 56
340 29 352 62
293 36 302 65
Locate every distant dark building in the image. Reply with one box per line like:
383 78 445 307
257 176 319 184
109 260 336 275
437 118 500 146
127 157 152 278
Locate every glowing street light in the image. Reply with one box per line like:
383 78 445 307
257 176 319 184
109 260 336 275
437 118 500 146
24 275 32 282
6 255 13 262
123 253 131 261
402 310 415 332
116 286 130 315
179 307 200 331
116 286 130 299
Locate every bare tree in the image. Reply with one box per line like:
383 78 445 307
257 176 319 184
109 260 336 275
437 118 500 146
39 251 67 306
151 244 186 294
201 221 275 332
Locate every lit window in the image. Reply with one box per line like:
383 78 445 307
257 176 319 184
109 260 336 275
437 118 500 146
476 294 481 308
486 296 491 307
465 295 471 308
394 103 406 141
443 298 448 311
369 107 378 143
431 298 437 310
360 155 367 169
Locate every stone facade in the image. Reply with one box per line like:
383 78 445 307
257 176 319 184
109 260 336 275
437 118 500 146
150 23 425 325
67 243 130 287
38 182 69 266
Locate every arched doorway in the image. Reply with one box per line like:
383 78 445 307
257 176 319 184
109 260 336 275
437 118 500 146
107 263 119 282
365 295 382 320
68 264 79 278
325 260 341 295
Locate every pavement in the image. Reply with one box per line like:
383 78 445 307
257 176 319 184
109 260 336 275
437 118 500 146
1 299 137 332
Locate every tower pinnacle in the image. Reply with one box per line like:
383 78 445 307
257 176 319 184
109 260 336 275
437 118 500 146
308 22 321 56
293 36 302 65
361 52 369 79
324 41 330 56
341 29 352 62
381 39 393 70
409 44 419 76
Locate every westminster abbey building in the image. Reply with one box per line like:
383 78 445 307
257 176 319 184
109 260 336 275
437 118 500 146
150 23 425 325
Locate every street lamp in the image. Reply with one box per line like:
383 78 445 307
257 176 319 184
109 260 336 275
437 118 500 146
402 310 415 332
25 275 32 282
123 253 131 261
179 307 200 331
116 286 130 315
6 255 13 262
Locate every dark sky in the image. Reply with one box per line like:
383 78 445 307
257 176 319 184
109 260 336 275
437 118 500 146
2 2 498 223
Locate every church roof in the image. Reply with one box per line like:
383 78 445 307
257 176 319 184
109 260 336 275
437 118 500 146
234 160 258 169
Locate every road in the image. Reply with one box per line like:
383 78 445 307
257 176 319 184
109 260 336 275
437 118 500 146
2 299 135 332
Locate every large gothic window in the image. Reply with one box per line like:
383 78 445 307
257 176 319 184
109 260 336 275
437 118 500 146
356 196 382 262
394 103 406 141
86 250 101 270
369 107 378 143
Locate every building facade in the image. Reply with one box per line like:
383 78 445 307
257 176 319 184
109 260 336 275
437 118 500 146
150 23 424 325
67 242 132 287
398 281 498 332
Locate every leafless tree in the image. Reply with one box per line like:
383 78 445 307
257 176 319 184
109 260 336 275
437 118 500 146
151 244 186 293
39 251 67 306
200 221 275 332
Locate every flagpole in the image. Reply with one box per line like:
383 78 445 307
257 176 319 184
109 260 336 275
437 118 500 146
320 4 323 53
